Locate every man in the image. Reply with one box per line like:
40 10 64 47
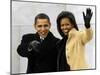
17 13 59 74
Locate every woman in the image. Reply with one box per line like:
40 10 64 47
56 8 93 71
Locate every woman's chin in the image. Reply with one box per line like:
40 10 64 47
64 32 68 35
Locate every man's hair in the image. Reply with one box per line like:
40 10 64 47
34 13 50 25
57 11 79 37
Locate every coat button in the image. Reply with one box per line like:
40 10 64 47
36 63 39 66
67 56 69 59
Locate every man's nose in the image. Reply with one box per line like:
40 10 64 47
41 26 46 31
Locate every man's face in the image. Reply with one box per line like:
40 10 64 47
35 19 51 38
60 18 73 35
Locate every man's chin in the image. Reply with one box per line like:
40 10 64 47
40 35 47 38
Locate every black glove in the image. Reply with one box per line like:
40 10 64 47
28 40 40 52
83 8 93 28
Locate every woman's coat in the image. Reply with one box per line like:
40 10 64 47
65 28 93 70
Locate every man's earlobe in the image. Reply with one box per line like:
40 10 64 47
49 23 51 28
50 24 51 28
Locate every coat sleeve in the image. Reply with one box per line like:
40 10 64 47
81 27 93 45
17 35 32 57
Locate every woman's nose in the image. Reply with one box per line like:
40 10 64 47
63 25 67 29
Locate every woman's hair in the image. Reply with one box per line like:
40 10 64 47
57 11 78 37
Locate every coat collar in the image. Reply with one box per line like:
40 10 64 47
68 28 78 40
35 31 54 41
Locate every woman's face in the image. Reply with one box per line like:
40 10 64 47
60 18 73 35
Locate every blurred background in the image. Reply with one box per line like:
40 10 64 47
11 0 96 74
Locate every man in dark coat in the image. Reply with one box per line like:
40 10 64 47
17 13 59 74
